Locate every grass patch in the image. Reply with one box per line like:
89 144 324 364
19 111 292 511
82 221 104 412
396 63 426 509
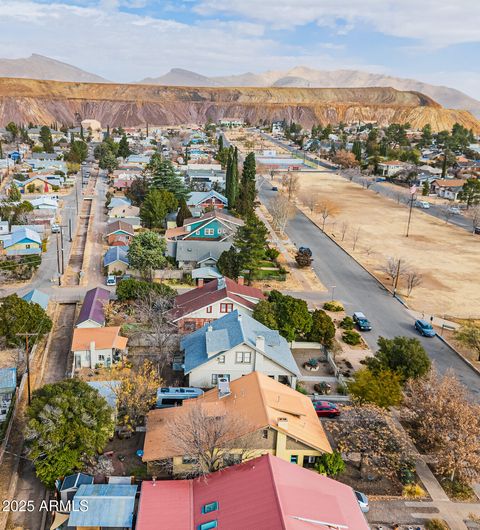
439 476 476 502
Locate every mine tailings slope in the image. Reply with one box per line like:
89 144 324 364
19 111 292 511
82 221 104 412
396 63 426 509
0 77 478 132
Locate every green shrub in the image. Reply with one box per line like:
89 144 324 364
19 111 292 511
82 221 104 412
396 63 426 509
425 520 450 530
315 451 345 478
323 301 344 312
342 329 362 345
265 247 280 260
337 382 348 395
340 316 354 329
296 383 308 395
440 477 475 501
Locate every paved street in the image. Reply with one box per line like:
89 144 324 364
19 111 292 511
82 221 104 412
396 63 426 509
258 180 480 398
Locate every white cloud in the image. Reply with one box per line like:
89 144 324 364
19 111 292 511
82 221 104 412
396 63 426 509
196 0 480 48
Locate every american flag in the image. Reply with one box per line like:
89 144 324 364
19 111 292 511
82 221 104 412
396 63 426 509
410 184 417 195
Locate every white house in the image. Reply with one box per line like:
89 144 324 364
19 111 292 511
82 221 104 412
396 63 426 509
71 326 128 369
181 310 300 389
378 160 408 177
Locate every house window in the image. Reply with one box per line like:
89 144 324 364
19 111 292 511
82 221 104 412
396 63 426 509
202 502 219 514
182 456 198 465
235 352 251 364
217 355 225 364
25 244 31 249
198 522 217 530
204 228 215 236
290 455 298 464
220 303 233 313
262 429 269 439
206 306 212 314
211 374 229 385
98 354 105 361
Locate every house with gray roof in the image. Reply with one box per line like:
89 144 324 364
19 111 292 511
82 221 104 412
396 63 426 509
103 245 129 275
22 289 50 310
181 310 299 389
68 484 137 529
168 240 232 269
58 472 94 504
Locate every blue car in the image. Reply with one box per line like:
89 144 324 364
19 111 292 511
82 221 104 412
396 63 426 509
415 319 436 337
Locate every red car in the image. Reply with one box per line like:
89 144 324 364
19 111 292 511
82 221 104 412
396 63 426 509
313 401 341 418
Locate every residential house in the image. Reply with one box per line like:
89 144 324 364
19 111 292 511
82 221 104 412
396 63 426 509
186 190 228 214
166 210 243 243
107 204 140 220
430 178 467 200
168 276 264 332
107 197 131 211
136 454 369 530
0 227 42 256
21 289 50 310
67 484 137 529
169 240 233 269
71 326 128 369
103 246 129 275
143 371 331 475
186 168 226 189
191 266 223 285
0 221 9 236
14 176 56 194
219 118 244 127
58 473 94 505
0 368 16 422
76 287 110 328
105 220 135 246
27 197 59 210
180 310 299 388
377 160 409 177
112 178 135 192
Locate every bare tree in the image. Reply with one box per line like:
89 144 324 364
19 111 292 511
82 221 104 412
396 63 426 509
340 221 349 241
318 199 340 231
133 292 178 374
363 245 376 258
269 194 295 234
281 171 300 200
440 205 454 224
352 227 361 251
301 191 319 213
405 268 423 296
393 190 404 204
162 403 258 477
382 257 403 286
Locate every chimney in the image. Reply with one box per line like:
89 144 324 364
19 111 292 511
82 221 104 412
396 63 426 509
197 278 204 288
237 275 244 286
277 418 288 431
207 325 213 332
255 335 265 352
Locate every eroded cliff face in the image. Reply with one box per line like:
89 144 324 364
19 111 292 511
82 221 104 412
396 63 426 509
0 78 478 132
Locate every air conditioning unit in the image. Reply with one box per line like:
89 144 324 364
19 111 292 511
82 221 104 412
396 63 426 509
218 377 231 399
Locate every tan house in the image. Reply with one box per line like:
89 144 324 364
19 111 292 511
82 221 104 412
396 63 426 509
71 326 128 369
143 371 332 476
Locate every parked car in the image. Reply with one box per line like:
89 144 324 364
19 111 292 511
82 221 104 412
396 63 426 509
352 311 372 331
447 206 462 215
271 186 278 191
474 226 480 235
298 246 312 257
414 319 436 337
51 224 61 234
106 275 117 286
354 490 369 513
313 401 340 418
415 200 430 209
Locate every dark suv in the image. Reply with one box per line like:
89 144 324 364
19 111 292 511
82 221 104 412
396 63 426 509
353 311 372 331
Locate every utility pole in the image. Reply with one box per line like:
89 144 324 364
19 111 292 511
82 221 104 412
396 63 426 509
60 226 65 274
16 333 36 405
68 217 72 242
406 184 417 238
393 259 401 298
56 232 62 285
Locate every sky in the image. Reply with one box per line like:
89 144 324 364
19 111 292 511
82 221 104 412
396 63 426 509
0 0 479 99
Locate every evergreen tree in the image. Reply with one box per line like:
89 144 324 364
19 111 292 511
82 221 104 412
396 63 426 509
352 140 362 162
147 155 190 201
218 134 224 151
0 140 3 158
234 214 267 281
176 197 192 227
39 125 54 153
7 182 21 202
118 134 131 159
237 151 256 217
140 189 178 229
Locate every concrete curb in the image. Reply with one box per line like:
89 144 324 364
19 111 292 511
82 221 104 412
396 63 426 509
436 333 480 377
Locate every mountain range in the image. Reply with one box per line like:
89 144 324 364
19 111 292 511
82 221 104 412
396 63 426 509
0 55 479 118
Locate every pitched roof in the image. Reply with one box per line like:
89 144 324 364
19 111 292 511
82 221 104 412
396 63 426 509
143 371 329 461
2 227 41 247
21 289 50 310
187 190 228 207
168 277 264 322
87 381 121 409
181 309 297 376
71 326 128 351
175 240 233 263
60 472 93 492
107 197 131 210
103 246 129 267
136 454 369 530
183 209 243 228
68 484 137 528
191 266 223 280
106 220 135 236
431 178 467 188
0 367 16 393
76 287 110 326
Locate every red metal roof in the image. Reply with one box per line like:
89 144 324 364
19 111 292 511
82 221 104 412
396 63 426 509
168 277 265 321
136 454 369 530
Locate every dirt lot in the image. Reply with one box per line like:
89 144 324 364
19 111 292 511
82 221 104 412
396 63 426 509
225 129 289 157
291 170 480 318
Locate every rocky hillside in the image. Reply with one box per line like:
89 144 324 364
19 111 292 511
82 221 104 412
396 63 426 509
0 78 478 132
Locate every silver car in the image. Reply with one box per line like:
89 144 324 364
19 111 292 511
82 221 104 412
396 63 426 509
355 490 369 513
